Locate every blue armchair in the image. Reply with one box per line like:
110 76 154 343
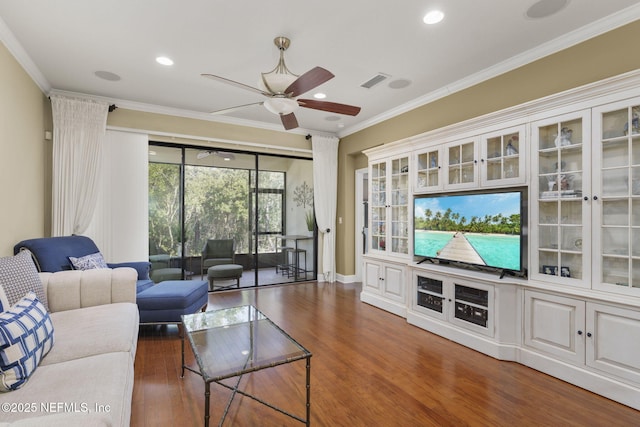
14 235 154 294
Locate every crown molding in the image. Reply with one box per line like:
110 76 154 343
339 3 640 138
0 15 50 93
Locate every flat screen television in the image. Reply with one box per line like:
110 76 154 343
414 189 526 276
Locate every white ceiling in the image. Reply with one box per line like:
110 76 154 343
1 1 640 137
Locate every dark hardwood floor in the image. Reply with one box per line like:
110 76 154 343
132 282 639 426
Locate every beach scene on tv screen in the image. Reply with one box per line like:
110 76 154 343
414 192 521 271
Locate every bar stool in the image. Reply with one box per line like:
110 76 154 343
277 246 294 275
288 248 307 280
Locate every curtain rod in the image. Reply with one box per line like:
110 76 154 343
47 96 117 112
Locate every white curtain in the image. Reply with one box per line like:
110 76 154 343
84 130 149 262
312 135 339 282
51 95 109 236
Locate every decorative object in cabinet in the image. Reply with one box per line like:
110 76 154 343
415 147 442 191
370 161 387 252
531 111 590 286
367 154 410 257
480 125 526 186
446 140 477 187
391 157 409 254
593 100 640 293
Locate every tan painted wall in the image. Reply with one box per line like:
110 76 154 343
335 20 640 277
0 42 48 256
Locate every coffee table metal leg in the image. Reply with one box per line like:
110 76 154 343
204 382 210 427
306 357 311 426
180 324 185 378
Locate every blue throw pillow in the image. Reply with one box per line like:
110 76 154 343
0 292 54 391
69 252 108 270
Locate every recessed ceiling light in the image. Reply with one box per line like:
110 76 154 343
314 92 327 99
423 10 444 25
156 56 174 66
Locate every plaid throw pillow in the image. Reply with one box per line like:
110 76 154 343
0 292 54 391
0 250 48 311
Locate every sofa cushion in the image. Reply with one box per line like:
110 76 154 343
0 251 48 311
0 352 134 425
137 280 208 324
13 236 100 273
0 293 54 391
68 252 108 270
42 302 138 366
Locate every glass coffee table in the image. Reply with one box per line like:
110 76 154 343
181 305 312 426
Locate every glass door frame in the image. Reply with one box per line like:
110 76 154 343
148 141 317 289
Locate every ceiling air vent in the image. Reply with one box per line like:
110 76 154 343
360 73 390 89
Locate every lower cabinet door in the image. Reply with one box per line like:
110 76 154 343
381 263 405 303
524 290 585 365
587 302 640 384
364 260 382 294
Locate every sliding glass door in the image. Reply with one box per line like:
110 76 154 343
148 143 316 290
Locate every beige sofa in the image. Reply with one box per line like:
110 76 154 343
0 267 139 426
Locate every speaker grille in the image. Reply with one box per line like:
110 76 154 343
360 73 390 89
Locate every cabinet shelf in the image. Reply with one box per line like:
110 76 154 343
538 142 583 154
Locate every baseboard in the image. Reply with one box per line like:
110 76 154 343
518 348 640 411
336 273 358 283
406 310 519 361
360 292 407 318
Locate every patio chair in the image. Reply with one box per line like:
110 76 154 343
201 239 236 274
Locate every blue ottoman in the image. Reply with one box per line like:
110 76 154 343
137 280 208 324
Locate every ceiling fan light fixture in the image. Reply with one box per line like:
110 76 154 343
259 72 298 94
196 150 236 161
263 97 299 115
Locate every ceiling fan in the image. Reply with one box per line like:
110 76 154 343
201 36 361 130
196 150 235 161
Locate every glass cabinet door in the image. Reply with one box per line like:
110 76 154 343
593 101 640 292
480 126 526 186
391 157 409 255
446 140 477 188
531 111 590 286
415 148 441 191
370 161 387 252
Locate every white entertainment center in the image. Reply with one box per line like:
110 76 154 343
361 69 640 411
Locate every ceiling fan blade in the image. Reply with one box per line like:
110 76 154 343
201 74 271 96
209 102 264 115
280 113 299 130
298 99 361 116
285 67 334 97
